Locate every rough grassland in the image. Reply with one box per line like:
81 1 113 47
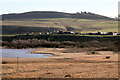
2 18 118 34
2 48 119 78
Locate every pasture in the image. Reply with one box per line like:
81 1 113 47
2 18 118 34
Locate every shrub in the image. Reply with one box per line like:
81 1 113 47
87 51 100 55
2 61 8 64
1 39 119 52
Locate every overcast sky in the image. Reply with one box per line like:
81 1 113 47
0 0 119 18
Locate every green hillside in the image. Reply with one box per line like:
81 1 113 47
2 18 118 35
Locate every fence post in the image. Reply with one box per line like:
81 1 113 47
17 57 19 73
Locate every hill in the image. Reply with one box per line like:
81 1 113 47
2 11 115 20
1 11 118 35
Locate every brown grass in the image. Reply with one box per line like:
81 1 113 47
2 48 119 78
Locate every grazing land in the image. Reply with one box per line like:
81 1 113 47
2 18 118 34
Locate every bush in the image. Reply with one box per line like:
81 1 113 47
1 39 119 52
87 51 100 55
2 61 8 64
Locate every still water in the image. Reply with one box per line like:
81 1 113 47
1 49 52 58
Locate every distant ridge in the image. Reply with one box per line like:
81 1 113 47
1 11 115 20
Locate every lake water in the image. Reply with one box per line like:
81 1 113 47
1 49 52 58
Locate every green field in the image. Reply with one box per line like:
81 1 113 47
2 18 118 34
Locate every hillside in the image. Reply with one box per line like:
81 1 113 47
1 11 118 35
2 11 115 20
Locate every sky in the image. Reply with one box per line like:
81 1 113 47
0 0 119 18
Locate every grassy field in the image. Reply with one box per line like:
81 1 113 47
2 18 118 34
92 21 118 32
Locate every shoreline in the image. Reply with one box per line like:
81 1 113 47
2 48 119 62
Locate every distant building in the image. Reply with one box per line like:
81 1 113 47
107 32 118 35
64 31 75 34
46 32 50 34
100 32 107 35
57 31 64 34
57 31 75 34
113 32 119 35
84 31 119 35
